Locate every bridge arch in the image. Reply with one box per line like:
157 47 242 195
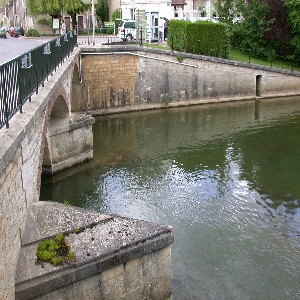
42 93 70 174
71 58 83 112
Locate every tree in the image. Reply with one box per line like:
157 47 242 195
27 0 88 29
65 0 89 29
96 0 109 24
27 0 61 16
215 0 239 26
231 0 272 55
112 8 121 28
263 0 291 56
284 0 300 56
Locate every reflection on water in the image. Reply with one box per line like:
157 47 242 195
40 98 300 299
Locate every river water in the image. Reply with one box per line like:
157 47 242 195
40 98 300 299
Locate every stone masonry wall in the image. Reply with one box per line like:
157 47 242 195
82 54 139 111
0 48 81 299
80 47 300 114
137 51 300 102
0 107 47 299
0 149 26 300
31 246 172 300
1 45 300 299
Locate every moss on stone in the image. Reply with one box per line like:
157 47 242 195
36 233 76 266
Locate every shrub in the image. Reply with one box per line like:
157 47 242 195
167 19 189 52
37 17 52 26
112 8 121 28
167 20 230 58
26 28 40 37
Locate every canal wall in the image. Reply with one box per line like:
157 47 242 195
79 46 300 115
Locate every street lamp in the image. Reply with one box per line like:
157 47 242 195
81 0 98 45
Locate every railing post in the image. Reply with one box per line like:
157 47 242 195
18 59 23 110
3 82 9 128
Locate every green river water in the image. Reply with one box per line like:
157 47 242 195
40 98 300 299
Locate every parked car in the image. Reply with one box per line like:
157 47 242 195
118 20 136 41
0 27 7 39
9 26 25 37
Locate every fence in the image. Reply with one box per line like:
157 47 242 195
76 28 144 46
0 30 77 130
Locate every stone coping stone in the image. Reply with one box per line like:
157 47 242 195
15 201 173 300
20 201 112 246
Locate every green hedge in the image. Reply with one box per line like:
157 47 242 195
167 20 189 52
167 20 230 58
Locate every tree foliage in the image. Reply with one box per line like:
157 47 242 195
112 8 121 28
284 0 300 54
27 0 88 30
96 0 109 24
216 0 298 60
215 0 239 26
27 0 62 16
232 0 271 51
264 0 291 56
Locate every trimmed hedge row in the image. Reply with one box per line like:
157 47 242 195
167 20 230 58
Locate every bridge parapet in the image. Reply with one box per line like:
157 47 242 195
0 30 78 130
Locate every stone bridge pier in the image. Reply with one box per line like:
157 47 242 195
41 51 94 175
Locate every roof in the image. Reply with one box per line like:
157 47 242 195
171 0 187 5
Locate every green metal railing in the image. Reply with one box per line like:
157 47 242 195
0 30 77 129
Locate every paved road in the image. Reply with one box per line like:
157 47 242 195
0 33 131 65
0 35 53 64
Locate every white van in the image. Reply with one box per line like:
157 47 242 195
118 20 136 41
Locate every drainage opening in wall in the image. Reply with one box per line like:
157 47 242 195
256 75 262 96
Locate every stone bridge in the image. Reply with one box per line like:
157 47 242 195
1 44 300 299
0 46 94 299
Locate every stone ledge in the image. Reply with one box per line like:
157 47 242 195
42 149 94 174
16 202 174 300
20 201 112 246
48 114 95 137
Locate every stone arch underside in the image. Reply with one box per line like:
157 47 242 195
42 94 71 174
71 60 84 112
42 89 94 175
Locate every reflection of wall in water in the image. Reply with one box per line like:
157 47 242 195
94 117 141 166
102 99 300 159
